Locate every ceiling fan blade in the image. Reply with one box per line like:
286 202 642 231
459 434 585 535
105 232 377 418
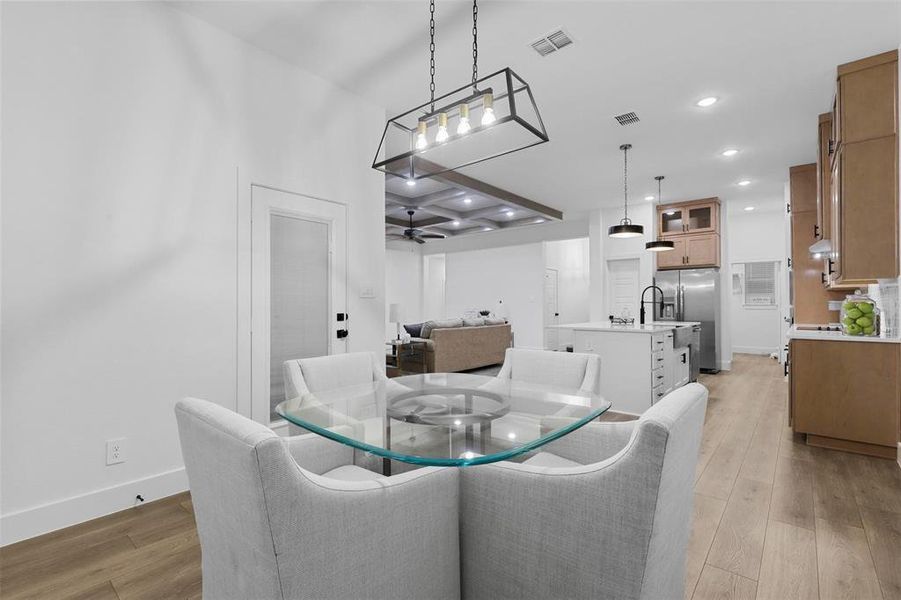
419 234 446 239
413 236 427 244
386 234 407 241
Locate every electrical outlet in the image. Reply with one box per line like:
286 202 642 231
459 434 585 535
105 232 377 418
106 438 126 465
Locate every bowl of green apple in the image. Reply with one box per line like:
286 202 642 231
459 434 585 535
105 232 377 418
840 295 879 337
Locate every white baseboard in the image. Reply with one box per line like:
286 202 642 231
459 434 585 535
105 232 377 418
718 359 732 371
1 467 188 547
732 346 778 355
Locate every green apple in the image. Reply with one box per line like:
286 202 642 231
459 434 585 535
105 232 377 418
863 326 875 335
842 301 856 311
842 316 855 326
856 316 873 328
846 308 863 320
846 324 862 335
857 302 874 314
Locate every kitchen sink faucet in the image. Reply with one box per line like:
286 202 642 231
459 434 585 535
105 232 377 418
639 285 665 325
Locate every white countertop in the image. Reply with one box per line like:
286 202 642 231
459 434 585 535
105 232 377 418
788 324 901 344
555 321 701 335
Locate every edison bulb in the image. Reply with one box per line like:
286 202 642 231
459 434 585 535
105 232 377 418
481 93 496 126
415 121 428 150
457 104 471 135
435 112 449 143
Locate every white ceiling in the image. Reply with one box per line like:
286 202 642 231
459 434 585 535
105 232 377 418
172 1 900 216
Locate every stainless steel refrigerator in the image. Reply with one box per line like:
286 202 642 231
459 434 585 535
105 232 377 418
654 268 721 373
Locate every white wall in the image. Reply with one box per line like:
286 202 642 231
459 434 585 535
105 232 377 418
1 2 385 544
385 246 423 339
726 202 787 355
544 238 590 348
444 244 545 349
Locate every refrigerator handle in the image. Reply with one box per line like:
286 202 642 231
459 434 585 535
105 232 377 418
678 284 685 321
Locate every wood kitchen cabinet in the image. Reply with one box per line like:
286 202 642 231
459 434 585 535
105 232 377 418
790 338 899 458
826 49 898 289
658 198 720 238
655 234 720 270
656 197 721 270
815 112 832 243
789 164 845 323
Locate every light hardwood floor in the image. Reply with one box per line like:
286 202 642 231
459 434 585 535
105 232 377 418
2 354 899 600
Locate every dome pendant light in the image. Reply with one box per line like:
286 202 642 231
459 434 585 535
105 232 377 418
646 175 676 252
608 144 645 238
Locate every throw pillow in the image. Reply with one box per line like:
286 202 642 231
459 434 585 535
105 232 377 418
484 317 507 326
403 322 423 338
463 317 486 327
421 318 464 338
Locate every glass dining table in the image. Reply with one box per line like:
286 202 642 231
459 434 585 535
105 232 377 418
276 372 611 474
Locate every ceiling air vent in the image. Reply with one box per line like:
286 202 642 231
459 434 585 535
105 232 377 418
614 111 640 126
530 28 574 57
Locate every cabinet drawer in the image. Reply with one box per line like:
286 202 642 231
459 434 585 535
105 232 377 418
651 367 665 387
651 335 666 350
652 350 665 367
652 383 666 403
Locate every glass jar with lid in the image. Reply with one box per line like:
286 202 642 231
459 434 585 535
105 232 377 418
840 292 880 337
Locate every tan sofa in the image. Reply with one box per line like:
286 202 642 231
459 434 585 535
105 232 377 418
401 324 512 373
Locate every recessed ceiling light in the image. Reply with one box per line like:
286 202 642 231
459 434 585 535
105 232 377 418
744 206 755 211
721 149 739 157
483 227 493 231
535 218 545 223
405 178 416 186
463 197 472 204
505 210 515 217
644 195 655 201
452 220 460 226
664 210 676 216
737 179 751 186
696 96 718 107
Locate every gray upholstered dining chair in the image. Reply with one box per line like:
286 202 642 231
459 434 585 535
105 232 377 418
494 348 601 395
175 397 459 600
284 351 387 401
459 383 708 600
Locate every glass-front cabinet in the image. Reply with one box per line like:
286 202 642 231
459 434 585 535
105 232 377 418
657 199 719 238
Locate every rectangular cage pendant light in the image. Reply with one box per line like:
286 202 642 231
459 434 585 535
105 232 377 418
372 67 549 181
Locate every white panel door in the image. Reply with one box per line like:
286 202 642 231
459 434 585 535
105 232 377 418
607 258 640 320
544 268 559 350
251 185 347 425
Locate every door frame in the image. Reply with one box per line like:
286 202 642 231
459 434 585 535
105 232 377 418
543 268 559 350
236 171 349 423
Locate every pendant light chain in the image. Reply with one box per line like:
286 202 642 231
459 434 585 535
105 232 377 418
622 144 630 223
471 0 479 90
429 0 436 112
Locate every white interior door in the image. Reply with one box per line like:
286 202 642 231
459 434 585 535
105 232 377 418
544 268 559 350
607 258 640 320
251 185 347 425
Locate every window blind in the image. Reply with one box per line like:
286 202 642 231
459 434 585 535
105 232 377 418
744 261 777 306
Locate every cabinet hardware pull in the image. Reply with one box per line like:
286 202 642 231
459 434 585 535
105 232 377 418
656 375 664 380
821 273 826 285
814 224 820 237
827 259 835 274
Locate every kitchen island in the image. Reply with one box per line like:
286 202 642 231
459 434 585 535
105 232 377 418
557 321 701 415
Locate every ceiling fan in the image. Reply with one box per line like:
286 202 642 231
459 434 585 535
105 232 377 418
386 210 447 244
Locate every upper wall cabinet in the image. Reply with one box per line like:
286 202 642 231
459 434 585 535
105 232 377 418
827 50 898 289
658 198 720 238
656 198 721 270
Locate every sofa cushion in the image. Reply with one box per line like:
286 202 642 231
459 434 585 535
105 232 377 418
484 317 507 325
421 318 463 339
403 322 423 337
463 317 486 327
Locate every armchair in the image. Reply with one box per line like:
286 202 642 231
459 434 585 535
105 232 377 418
494 348 601 395
175 397 459 600
459 383 708 600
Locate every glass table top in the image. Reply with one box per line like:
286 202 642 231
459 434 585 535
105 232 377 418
276 372 610 467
